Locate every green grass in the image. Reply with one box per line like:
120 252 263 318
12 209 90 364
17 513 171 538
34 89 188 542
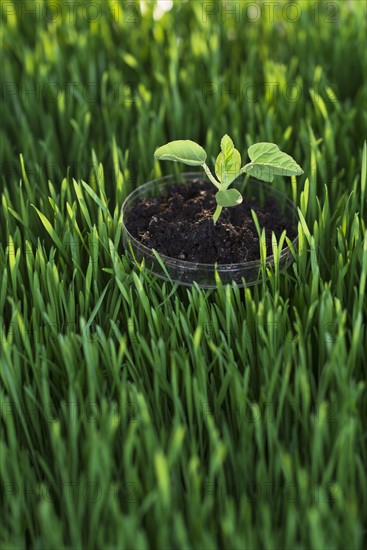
1 0 367 548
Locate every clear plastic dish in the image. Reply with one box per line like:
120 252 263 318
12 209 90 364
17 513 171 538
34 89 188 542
121 173 298 288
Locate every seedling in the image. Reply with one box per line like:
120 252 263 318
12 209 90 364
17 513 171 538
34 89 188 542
154 135 304 223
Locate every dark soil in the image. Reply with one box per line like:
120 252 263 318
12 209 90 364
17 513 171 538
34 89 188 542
125 179 296 264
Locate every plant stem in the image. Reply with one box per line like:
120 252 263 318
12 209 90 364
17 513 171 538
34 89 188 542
212 204 222 224
202 163 221 189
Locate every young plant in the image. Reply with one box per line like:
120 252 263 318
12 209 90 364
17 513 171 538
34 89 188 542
154 135 303 223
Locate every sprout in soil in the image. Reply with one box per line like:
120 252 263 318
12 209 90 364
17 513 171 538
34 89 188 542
154 135 304 223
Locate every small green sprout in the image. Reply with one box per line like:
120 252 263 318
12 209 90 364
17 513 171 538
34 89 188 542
154 135 304 223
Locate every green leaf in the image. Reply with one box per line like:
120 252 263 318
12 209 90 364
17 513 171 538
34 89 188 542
215 134 242 186
215 189 243 207
81 180 110 215
221 134 235 159
243 142 304 182
31 205 63 249
154 140 207 166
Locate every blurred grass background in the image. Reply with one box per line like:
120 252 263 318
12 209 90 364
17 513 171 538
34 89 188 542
0 1 367 548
